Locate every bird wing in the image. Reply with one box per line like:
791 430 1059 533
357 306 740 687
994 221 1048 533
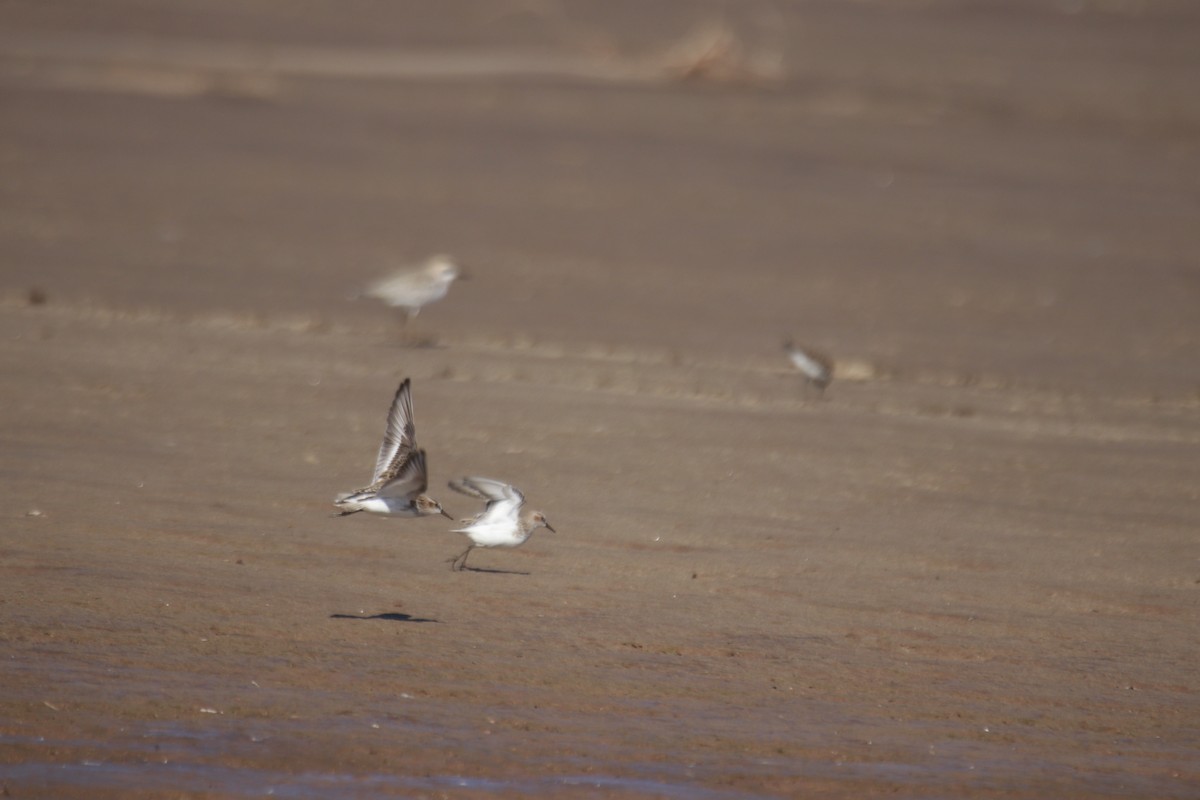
448 477 523 506
372 379 417 484
448 477 523 524
376 448 429 500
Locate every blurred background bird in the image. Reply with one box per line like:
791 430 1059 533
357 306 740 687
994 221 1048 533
358 254 465 343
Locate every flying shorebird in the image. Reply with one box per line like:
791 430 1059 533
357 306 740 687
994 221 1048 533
334 379 451 519
361 254 464 329
445 477 555 571
783 339 834 396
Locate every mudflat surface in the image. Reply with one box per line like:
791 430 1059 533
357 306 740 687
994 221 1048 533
2 2 1199 797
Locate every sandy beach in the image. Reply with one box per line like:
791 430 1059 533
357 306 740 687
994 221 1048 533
2 2 1199 797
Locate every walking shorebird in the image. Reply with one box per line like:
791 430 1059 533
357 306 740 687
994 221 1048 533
445 477 555 571
362 255 463 330
783 339 834 396
334 379 451 519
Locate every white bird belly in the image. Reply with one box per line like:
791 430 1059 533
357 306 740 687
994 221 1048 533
360 497 417 516
789 350 828 380
456 521 524 548
369 278 449 308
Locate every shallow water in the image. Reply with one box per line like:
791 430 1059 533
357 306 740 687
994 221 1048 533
3 719 1195 800
1 762 764 800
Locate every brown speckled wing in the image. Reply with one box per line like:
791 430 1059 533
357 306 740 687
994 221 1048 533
372 379 417 484
377 448 429 500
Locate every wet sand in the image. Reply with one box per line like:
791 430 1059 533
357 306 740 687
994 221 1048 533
2 2 1199 797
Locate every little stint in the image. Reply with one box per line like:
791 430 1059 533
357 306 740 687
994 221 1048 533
334 378 451 519
445 477 555 571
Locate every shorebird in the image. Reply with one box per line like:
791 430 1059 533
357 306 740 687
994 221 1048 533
783 339 834 396
334 379 451 519
362 254 463 329
445 477 555 571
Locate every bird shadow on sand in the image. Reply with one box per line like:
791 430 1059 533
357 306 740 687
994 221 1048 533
330 612 439 623
453 566 531 576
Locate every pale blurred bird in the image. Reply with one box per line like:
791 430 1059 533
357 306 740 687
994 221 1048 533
445 477 555 571
362 254 464 327
334 378 451 519
783 339 834 396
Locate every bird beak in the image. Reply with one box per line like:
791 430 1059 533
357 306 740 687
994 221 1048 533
545 523 557 533
439 508 453 519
